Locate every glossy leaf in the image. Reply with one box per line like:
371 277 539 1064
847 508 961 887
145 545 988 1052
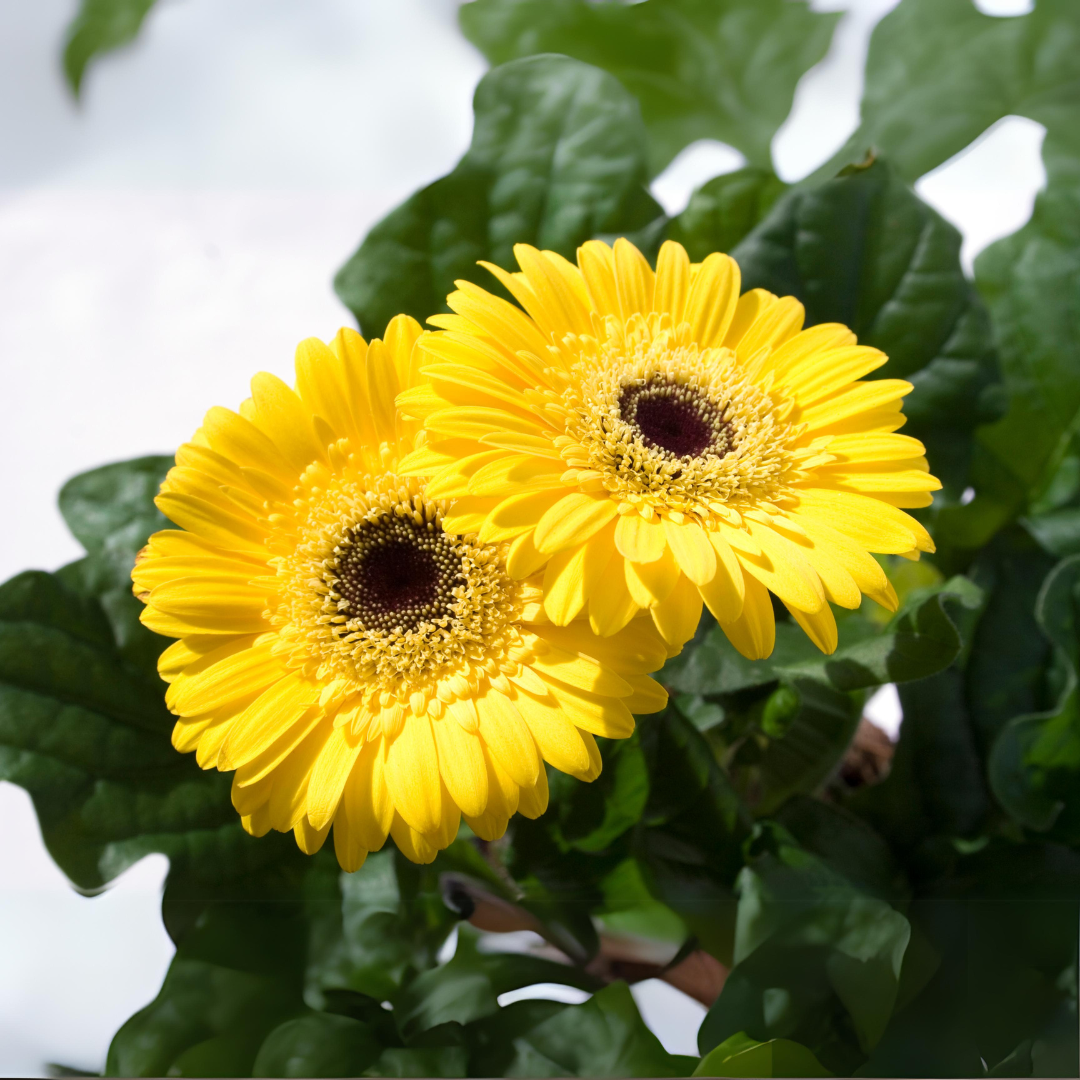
693 1031 831 1078
699 824 910 1075
942 123 1080 557
391 928 600 1038
63 0 162 96
459 0 839 175
667 168 788 260
498 981 695 1078
335 54 660 337
989 554 1080 838
827 0 1080 183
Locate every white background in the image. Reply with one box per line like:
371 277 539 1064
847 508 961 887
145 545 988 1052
0 0 1043 1074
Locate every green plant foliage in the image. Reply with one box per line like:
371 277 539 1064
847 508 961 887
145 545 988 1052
732 157 1004 497
693 1031 831 1078
990 554 1080 839
942 123 1080 558
666 168 788 261
459 0 839 175
63 0 163 96
829 0 1080 184
699 823 911 1075
334 54 661 337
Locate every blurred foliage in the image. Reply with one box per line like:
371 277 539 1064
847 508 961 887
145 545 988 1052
32 0 1080 1075
63 0 163 97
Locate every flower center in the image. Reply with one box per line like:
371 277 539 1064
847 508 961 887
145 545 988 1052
331 515 464 635
618 375 732 460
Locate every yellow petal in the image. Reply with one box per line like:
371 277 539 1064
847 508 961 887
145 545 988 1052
476 689 541 787
384 714 443 835
517 764 550 819
510 687 594 777
249 372 325 472
613 237 654 318
653 240 690 323
793 488 933 553
431 713 488 819
719 573 775 660
588 556 641 636
739 520 826 614
650 572 703 648
306 727 365 830
345 739 393 851
332 809 369 873
734 295 805 357
577 240 619 317
478 488 567 544
544 680 635 739
685 253 740 347
663 518 717 586
785 601 838 654
701 531 746 623
615 513 667 563
529 643 632 697
219 674 320 770
534 493 619 555
624 547 680 606
620 672 669 715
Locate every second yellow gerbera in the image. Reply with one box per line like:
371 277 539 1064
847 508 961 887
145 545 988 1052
398 239 939 659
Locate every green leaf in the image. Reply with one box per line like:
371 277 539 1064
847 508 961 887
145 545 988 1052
827 0 1080 183
499 981 694 1077
667 168 788 258
942 122 1080 556
334 54 660 338
848 668 991 853
635 703 750 964
693 1031 832 1078
732 156 1003 497
459 0 839 175
63 0 162 97
699 824 911 1074
989 554 1080 838
253 1013 383 1078
106 903 307 1077
774 796 908 905
391 927 600 1038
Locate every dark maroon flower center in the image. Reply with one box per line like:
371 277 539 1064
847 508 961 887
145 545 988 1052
333 515 463 634
619 376 732 460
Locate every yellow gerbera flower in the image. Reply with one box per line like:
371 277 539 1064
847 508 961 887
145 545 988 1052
397 239 940 660
132 316 670 870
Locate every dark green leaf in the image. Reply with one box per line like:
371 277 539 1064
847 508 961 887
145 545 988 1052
943 122 1080 557
733 157 1003 498
826 0 1080 183
500 981 694 1077
989 554 1080 838
665 167 787 256
253 1013 383 1078
774 796 908 905
335 54 660 337
699 824 910 1074
848 668 990 853
106 904 307 1078
636 703 750 964
63 0 162 96
391 927 600 1038
459 0 839 175
693 1031 832 1078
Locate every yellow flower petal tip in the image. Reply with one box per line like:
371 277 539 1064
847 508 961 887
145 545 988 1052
135 314 668 869
409 238 941 660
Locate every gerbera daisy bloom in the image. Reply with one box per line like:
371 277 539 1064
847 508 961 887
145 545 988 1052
397 239 939 660
132 317 670 870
